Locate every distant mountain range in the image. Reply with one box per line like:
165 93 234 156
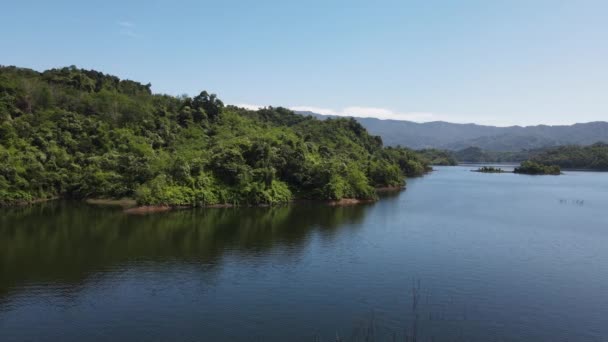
295 111 608 151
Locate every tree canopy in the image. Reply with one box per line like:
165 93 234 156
514 161 561 175
527 143 608 171
416 149 457 166
0 66 430 206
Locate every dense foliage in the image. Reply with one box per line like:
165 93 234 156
528 143 608 170
416 149 457 166
514 161 560 175
451 146 533 163
451 143 608 168
474 166 505 173
0 66 429 206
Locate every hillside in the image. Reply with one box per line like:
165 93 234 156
529 143 608 170
296 111 608 151
0 66 429 206
451 147 537 163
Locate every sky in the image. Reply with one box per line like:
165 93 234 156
1 0 607 126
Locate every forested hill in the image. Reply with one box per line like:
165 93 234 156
296 111 608 151
529 143 608 170
0 66 429 206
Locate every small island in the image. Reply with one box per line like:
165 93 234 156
514 161 561 175
473 166 506 173
470 162 561 175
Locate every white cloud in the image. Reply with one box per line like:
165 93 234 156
118 21 135 28
234 103 267 110
289 106 338 116
118 21 139 38
232 103 509 125
290 105 438 122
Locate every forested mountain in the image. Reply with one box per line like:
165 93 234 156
296 111 608 151
0 66 429 206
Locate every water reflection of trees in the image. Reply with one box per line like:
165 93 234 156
0 201 371 297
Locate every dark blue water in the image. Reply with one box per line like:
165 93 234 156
1 166 607 341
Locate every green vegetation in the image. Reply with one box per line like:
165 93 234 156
452 143 608 168
418 146 535 164
416 148 457 166
474 166 505 173
514 161 561 175
0 66 429 206
528 143 608 170
451 146 533 163
416 142 608 173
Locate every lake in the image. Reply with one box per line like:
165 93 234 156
1 166 607 341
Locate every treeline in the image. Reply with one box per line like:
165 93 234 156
528 143 608 170
451 147 532 163
474 166 505 173
0 66 429 206
427 144 608 170
416 149 457 166
415 146 535 164
514 161 561 175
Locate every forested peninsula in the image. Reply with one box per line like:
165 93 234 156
0 66 430 207
423 144 608 171
528 143 608 171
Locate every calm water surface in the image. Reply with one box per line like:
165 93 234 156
1 166 607 341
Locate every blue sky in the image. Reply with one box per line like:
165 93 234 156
1 0 607 126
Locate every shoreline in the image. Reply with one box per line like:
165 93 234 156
325 198 376 206
121 198 378 214
470 170 509 174
0 186 407 212
0 196 60 207
374 185 406 192
85 198 138 208
123 205 174 214
123 196 382 214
